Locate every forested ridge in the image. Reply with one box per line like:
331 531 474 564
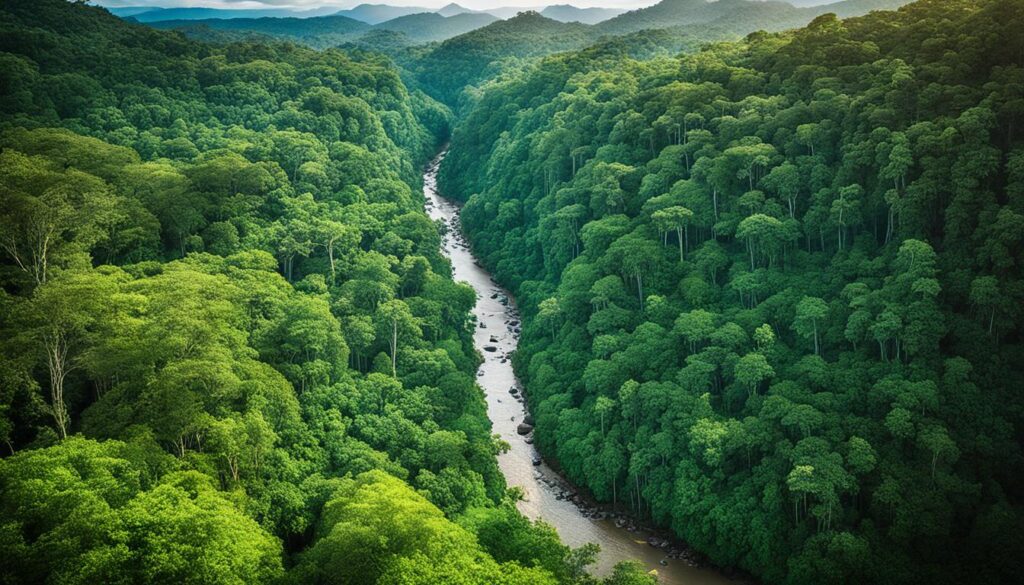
441 0 1024 583
0 1 650 583
1 0 1022 584
138 1 919 113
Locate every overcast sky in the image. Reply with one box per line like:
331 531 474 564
92 0 663 9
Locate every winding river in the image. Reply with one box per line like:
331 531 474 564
424 150 737 585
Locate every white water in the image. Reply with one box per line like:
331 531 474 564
424 150 738 584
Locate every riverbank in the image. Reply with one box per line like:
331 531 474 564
424 149 739 584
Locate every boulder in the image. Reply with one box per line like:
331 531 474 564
516 423 533 435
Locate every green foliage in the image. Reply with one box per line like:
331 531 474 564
0 437 284 584
0 2 583 584
3 1 1023 584
292 470 556 585
440 1 1024 583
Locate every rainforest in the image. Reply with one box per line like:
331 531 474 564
0 1 1021 584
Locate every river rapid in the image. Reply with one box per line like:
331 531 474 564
424 150 738 585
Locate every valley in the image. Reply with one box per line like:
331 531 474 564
0 1 1021 585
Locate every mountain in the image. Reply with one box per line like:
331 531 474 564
126 6 341 23
415 11 594 105
376 11 499 43
439 0 1024 583
106 6 164 18
147 15 370 48
147 9 499 49
154 23 278 45
483 6 547 19
436 3 478 17
595 0 798 35
540 4 625 24
595 0 913 36
146 9 503 50
820 0 915 17
334 4 431 25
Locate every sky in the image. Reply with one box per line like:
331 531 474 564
91 1 663 10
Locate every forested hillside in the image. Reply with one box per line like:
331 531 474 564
149 10 500 49
2 0 1022 584
413 11 596 107
594 0 913 35
0 1 651 583
441 0 1024 583
146 14 372 48
375 11 499 43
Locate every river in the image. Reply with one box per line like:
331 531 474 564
424 150 738 585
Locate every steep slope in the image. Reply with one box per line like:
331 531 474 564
595 0 913 35
376 11 500 43
0 1 616 584
440 1 1024 584
415 11 595 106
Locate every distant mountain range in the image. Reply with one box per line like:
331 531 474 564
112 6 344 23
334 4 433 25
540 5 626 24
111 3 627 26
375 11 499 42
594 0 914 35
146 14 371 47
145 10 504 48
120 0 916 67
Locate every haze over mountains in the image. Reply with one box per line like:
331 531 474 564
110 0 876 24
118 0 914 48
111 3 631 25
116 0 916 95
5 1 1022 585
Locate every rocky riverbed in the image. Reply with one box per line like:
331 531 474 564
424 149 742 584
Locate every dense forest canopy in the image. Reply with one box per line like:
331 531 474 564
440 0 1024 583
1 0 1022 584
0 1 656 583
130 1 920 112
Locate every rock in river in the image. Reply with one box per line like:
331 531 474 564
516 423 533 435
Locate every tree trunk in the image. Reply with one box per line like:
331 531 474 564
390 319 398 377
327 240 336 283
635 273 644 309
45 330 71 439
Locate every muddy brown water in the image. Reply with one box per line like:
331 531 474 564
424 151 737 584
